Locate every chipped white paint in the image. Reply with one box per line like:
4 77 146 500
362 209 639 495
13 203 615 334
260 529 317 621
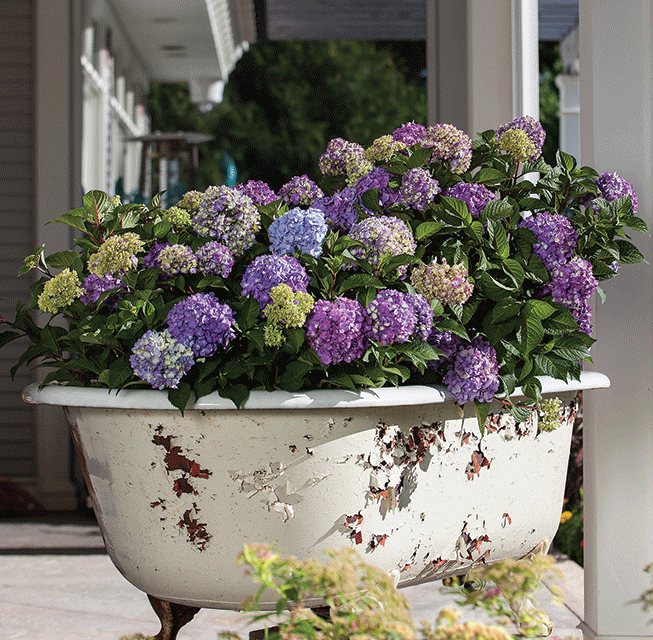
23 373 609 610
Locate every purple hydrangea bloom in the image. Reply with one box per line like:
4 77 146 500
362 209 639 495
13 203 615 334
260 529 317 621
313 188 359 233
143 243 171 269
347 215 416 278
192 186 260 256
398 167 441 210
268 207 328 258
443 182 496 219
392 121 428 146
318 137 350 176
80 273 125 306
129 329 195 390
518 212 579 270
407 293 434 341
236 180 278 206
423 124 474 174
353 167 400 215
367 290 417 345
278 175 324 207
241 254 311 311
589 172 638 213
195 241 234 278
546 257 597 334
426 328 462 370
494 115 546 163
167 292 236 358
305 297 370 365
443 336 500 404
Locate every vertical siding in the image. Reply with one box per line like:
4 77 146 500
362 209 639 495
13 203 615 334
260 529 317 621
0 0 37 478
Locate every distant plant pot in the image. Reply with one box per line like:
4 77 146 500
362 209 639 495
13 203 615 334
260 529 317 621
23 372 608 612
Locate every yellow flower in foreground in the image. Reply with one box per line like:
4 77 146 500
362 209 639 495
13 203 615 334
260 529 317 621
560 510 573 524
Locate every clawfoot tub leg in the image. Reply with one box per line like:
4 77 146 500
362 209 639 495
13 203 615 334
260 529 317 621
147 594 201 640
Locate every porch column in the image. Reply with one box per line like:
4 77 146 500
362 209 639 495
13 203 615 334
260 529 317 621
579 0 653 638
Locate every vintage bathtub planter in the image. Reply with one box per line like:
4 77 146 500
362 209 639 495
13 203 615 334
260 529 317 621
24 371 608 636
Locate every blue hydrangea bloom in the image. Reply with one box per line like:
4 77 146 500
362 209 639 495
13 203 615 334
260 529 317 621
268 207 328 258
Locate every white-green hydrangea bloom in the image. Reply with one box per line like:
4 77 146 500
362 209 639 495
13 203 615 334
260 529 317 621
37 268 82 314
538 397 563 432
264 283 314 327
88 232 144 276
497 128 539 164
161 206 192 228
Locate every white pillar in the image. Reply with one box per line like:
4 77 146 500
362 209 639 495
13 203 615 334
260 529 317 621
555 74 581 162
580 0 653 638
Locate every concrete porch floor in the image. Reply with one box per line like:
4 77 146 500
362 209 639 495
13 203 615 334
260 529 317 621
0 513 584 640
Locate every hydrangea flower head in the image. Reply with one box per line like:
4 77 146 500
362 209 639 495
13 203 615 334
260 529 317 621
353 167 400 215
407 293 434 341
341 143 374 186
192 186 260 255
158 244 198 275
129 329 194 389
263 283 314 326
367 290 417 345
80 273 125 306
167 292 236 358
424 124 473 174
177 190 203 211
161 206 192 228
443 182 496 219
518 212 579 269
195 241 234 278
268 207 328 258
495 115 545 163
313 188 359 233
590 172 638 213
241 254 311 311
37 268 82 313
143 242 171 270
392 121 428 146
319 137 350 176
411 259 473 305
305 297 370 365
88 232 144 276
443 336 500 404
278 175 324 207
426 328 462 370
236 180 278 206
366 135 407 163
398 167 441 210
347 216 416 278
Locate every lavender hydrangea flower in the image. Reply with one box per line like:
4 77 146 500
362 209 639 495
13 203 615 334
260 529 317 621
129 329 195 390
443 336 500 404
423 124 474 174
195 242 234 278
392 121 428 146
589 172 638 213
366 290 417 345
407 293 434 341
495 115 546 163
192 186 260 256
80 273 125 306
319 137 350 176
167 292 236 358
518 212 579 270
143 243 171 269
268 207 328 258
241 254 311 311
236 180 278 206
347 216 417 278
443 182 496 219
411 259 473 305
353 167 400 215
546 257 597 334
398 167 441 210
313 188 359 233
278 175 324 207
305 297 370 365
426 328 462 370
158 244 198 275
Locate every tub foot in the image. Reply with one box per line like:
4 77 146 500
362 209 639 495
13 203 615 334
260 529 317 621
147 594 201 640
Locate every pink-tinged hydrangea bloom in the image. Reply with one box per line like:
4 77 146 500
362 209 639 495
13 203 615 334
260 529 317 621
518 212 578 270
443 182 496 219
392 121 428 146
278 175 324 207
314 188 359 233
589 172 638 213
367 290 417 345
129 329 195 389
305 297 370 365
443 336 500 404
195 241 234 278
411 259 473 306
192 186 260 256
398 167 441 210
241 254 311 311
424 124 473 174
495 115 545 163
167 292 236 358
80 273 125 306
158 244 198 275
546 257 597 334
268 207 328 258
347 216 416 278
236 180 278 206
